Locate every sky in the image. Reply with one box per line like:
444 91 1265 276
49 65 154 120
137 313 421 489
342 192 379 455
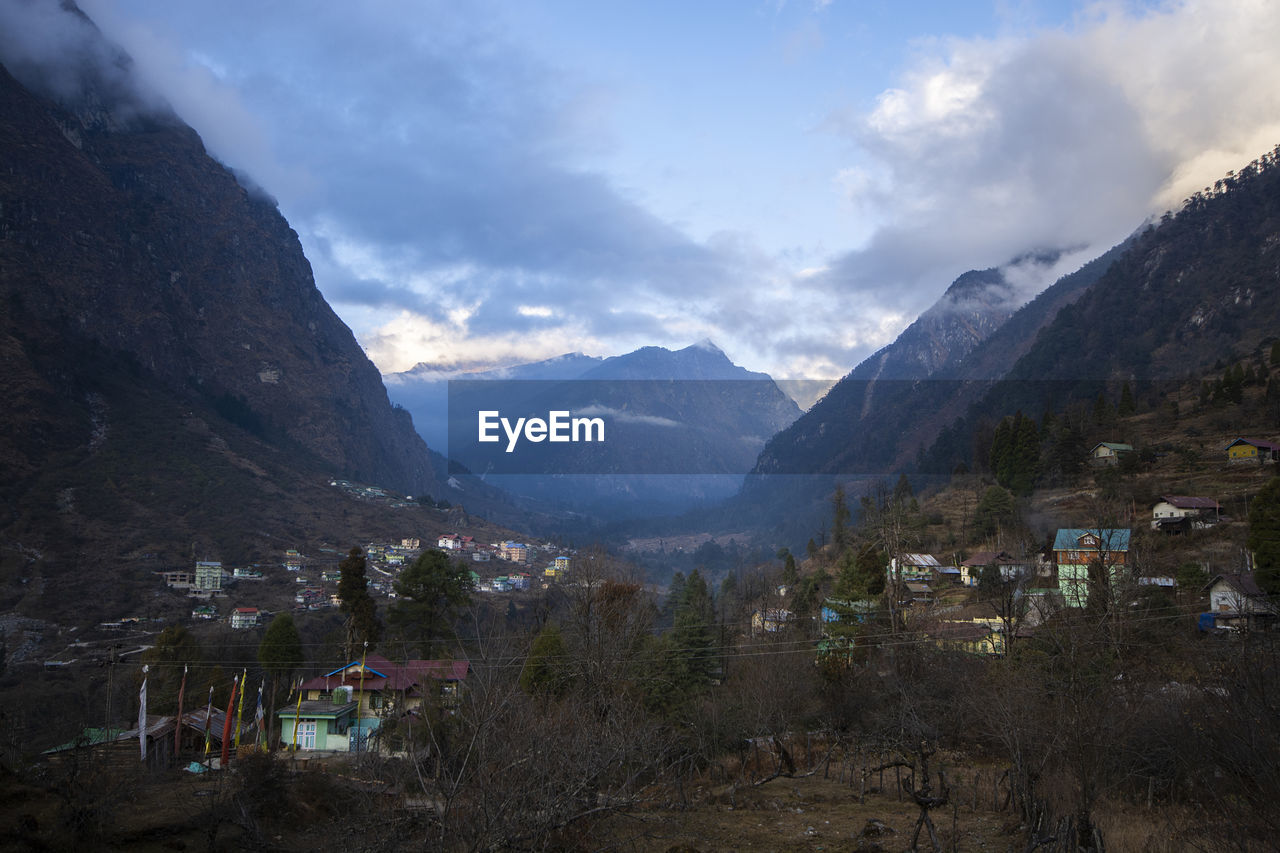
18 0 1280 379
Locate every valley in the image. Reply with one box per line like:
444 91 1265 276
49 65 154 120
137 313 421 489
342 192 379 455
2 3 1280 850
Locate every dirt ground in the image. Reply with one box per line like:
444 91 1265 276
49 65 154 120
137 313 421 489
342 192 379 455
595 775 1021 852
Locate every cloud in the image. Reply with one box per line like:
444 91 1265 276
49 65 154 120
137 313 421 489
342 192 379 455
26 0 1280 386
816 0 1280 340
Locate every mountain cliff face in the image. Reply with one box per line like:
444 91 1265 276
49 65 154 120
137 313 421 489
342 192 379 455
750 252 1087 477
0 5 446 616
0 16 436 499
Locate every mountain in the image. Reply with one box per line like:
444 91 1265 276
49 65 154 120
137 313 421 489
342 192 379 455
0 4 446 616
751 251 1100 477
386 352 605 451
437 342 802 521
920 144 1280 472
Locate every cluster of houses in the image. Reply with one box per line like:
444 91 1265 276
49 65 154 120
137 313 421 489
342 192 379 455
754 489 1277 659
1090 437 1279 466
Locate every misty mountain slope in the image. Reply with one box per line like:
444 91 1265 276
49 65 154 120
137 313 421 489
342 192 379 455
919 145 1280 471
750 251 1108 477
386 352 605 451
0 20 436 498
0 3 456 612
434 342 802 522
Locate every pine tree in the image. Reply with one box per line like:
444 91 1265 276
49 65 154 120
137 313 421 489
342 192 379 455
1248 477 1280 595
520 623 570 696
388 550 473 656
1118 382 1136 417
781 551 799 587
831 485 850 553
337 547 381 659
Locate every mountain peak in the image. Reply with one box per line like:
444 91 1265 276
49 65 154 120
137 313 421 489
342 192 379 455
687 338 725 355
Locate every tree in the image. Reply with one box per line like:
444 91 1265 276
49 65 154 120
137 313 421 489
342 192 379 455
1118 381 1136 417
831 485 850 553
388 550 473 656
780 551 799 588
520 623 570 697
257 612 304 677
974 485 1016 539
1248 476 1280 595
662 569 718 706
258 612 304 747
337 547 381 659
139 625 203 713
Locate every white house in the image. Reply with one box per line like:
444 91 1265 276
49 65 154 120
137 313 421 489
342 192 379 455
1090 442 1134 465
1151 495 1222 530
230 607 260 629
1204 573 1277 630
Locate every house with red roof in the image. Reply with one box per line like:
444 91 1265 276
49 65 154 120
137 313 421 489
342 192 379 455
281 654 470 753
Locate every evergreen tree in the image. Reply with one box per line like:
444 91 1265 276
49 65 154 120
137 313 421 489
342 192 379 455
892 473 914 506
1093 392 1113 426
337 547 381 659
663 570 717 703
831 485 850 553
1248 476 1280 596
257 612 304 676
520 623 570 697
258 612 305 742
388 550 473 656
139 625 203 713
1118 381 1136 417
974 485 1016 538
781 551 799 587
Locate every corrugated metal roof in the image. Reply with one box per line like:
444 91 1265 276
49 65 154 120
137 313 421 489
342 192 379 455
1053 529 1131 552
1160 495 1221 510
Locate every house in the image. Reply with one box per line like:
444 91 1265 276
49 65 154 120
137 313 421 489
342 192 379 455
1202 573 1278 631
192 561 223 595
928 619 1005 656
820 598 877 625
278 697 361 752
438 534 464 550
933 565 963 585
161 570 192 589
904 582 933 605
751 608 793 635
1090 442 1134 465
959 551 1032 586
1224 438 1280 464
230 607 260 629
498 541 529 563
44 717 177 770
554 556 571 572
471 550 492 562
1151 495 1222 531
889 553 942 584
401 538 421 549
295 654 470 743
233 567 263 580
1053 528 1131 608
283 549 303 571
